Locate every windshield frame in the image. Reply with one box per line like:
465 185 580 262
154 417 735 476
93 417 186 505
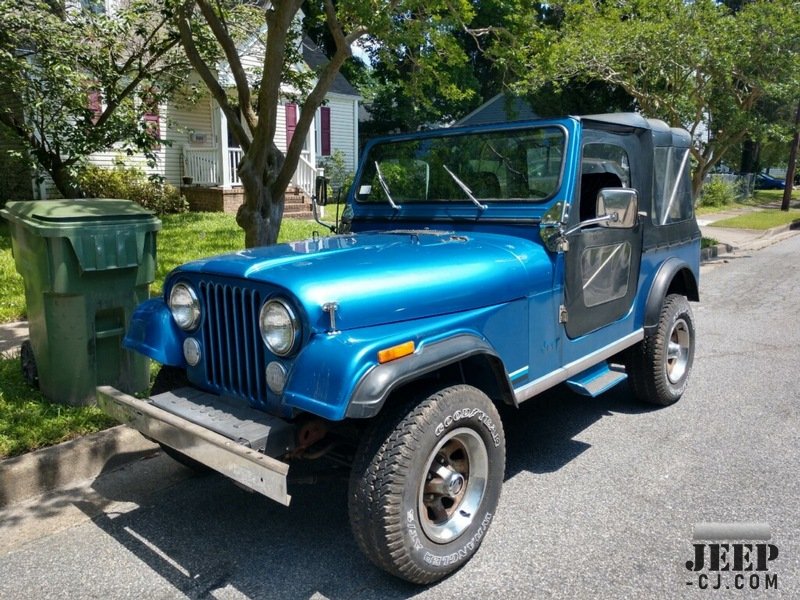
352 122 571 210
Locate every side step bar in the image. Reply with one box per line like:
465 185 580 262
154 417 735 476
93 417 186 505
565 363 627 397
96 386 291 506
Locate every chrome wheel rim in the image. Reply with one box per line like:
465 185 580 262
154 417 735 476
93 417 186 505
666 317 691 384
418 428 488 544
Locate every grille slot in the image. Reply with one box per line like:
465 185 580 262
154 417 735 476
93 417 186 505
200 282 265 402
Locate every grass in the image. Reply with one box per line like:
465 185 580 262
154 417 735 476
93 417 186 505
0 356 116 459
701 237 718 249
709 208 800 230
0 223 25 324
0 212 326 458
695 188 799 216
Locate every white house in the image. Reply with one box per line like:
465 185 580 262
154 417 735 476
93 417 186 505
77 34 360 215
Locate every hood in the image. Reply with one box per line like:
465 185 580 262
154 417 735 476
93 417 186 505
175 230 551 331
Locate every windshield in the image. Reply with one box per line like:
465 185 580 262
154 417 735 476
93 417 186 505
356 126 566 205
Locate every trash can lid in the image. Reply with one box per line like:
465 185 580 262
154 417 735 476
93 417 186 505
1 199 158 224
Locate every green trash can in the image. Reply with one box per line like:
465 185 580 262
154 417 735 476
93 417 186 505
0 199 161 406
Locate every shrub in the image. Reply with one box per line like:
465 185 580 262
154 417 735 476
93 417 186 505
78 164 188 215
699 176 738 208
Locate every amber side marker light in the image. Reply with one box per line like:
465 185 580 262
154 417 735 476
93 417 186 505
377 341 415 364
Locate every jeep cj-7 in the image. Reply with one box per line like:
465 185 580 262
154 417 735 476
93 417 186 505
98 113 700 584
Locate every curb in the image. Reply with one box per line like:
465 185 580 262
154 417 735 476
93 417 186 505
701 243 735 263
0 425 158 509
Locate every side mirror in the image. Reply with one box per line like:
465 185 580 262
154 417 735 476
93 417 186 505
314 175 329 207
597 188 638 228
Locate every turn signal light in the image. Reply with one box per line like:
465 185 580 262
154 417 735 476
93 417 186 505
377 341 415 364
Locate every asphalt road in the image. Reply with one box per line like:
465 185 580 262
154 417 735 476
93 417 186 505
1 236 798 599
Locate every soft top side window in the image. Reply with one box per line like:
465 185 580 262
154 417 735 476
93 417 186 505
653 147 692 225
578 143 631 222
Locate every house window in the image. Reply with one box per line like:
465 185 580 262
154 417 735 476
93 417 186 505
320 106 331 156
87 90 102 124
80 0 106 14
285 103 297 148
142 91 160 150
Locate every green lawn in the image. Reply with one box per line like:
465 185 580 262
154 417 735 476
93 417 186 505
0 356 117 458
694 188 799 216
709 208 800 230
0 212 326 458
0 223 25 323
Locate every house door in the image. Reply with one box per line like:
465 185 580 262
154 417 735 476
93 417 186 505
563 138 643 339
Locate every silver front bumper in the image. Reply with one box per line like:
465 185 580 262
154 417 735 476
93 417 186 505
96 386 291 506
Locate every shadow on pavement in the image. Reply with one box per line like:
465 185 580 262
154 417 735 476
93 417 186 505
73 383 660 599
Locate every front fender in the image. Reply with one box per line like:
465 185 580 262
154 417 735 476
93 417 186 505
123 298 185 366
281 304 520 421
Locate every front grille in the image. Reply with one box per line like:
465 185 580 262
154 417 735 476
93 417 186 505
199 281 266 403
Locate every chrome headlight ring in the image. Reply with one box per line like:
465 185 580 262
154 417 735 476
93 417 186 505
168 282 201 331
259 298 300 357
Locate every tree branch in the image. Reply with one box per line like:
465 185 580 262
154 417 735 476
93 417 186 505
196 0 257 131
175 0 250 151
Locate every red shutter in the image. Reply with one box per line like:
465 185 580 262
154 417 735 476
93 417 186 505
320 106 331 156
285 103 297 147
88 90 102 124
143 112 160 149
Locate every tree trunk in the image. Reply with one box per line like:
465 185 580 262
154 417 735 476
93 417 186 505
781 100 800 212
48 159 84 199
691 166 706 202
235 151 286 248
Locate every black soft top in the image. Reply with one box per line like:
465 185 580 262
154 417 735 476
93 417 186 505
580 113 691 149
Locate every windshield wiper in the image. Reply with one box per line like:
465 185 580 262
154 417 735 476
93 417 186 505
374 161 400 210
443 165 487 211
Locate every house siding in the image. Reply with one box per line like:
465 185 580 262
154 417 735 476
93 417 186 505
324 94 359 174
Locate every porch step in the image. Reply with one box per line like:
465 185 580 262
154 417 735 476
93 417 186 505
565 362 627 397
284 186 313 219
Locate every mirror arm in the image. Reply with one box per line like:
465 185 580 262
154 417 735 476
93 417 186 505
562 213 617 237
312 171 337 234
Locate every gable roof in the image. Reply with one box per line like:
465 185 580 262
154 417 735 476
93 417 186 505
453 93 538 127
301 38 360 98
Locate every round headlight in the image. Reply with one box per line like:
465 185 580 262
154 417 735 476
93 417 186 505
259 299 298 356
169 283 200 331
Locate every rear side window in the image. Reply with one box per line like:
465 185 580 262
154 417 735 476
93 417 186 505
653 147 692 225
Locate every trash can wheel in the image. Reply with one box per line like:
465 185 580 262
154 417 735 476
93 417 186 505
20 340 39 388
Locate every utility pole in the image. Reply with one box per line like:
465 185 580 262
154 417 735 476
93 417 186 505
781 99 800 212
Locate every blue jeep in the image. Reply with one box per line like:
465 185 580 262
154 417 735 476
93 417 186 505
98 113 700 584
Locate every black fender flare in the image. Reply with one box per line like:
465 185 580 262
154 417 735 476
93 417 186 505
643 257 699 335
345 334 514 419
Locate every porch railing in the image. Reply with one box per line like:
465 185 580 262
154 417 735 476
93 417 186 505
228 148 244 186
182 149 218 184
183 147 315 195
292 151 316 197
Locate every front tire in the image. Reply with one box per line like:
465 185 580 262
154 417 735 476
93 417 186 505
348 384 505 584
625 294 695 406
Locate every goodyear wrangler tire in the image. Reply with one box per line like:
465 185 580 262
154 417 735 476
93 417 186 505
348 384 505 584
625 294 695 406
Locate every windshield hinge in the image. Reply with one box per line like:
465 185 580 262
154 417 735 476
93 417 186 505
559 305 568 324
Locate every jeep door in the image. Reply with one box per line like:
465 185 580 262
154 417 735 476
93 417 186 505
562 126 646 341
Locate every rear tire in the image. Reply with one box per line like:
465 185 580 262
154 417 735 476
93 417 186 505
151 366 209 472
625 294 695 406
348 384 505 584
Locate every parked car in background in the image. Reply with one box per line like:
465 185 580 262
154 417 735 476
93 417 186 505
755 173 786 190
